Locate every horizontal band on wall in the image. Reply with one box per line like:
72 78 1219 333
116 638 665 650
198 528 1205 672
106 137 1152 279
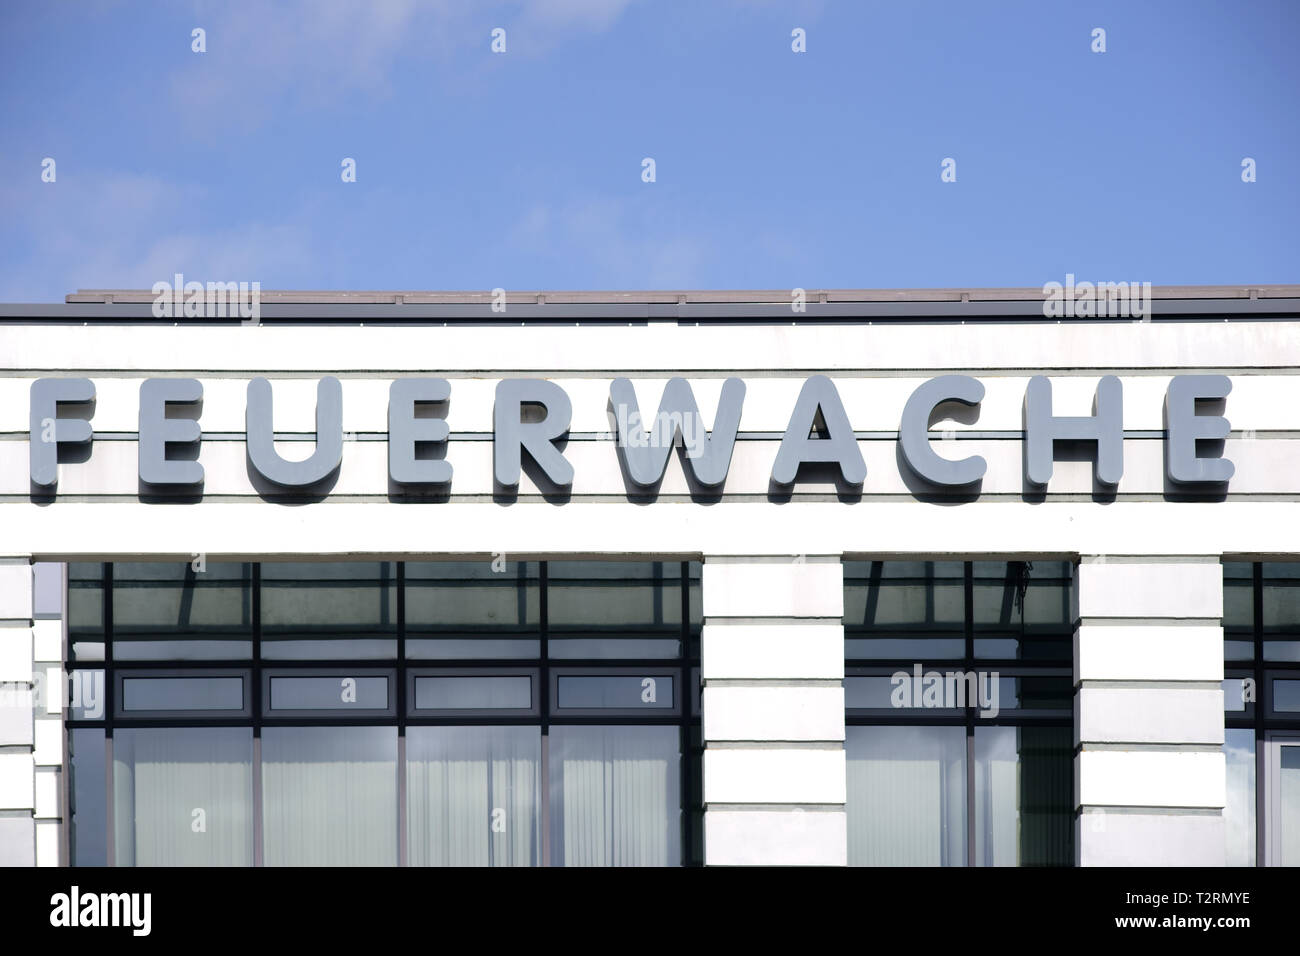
6 322 1300 372
2 373 1298 433
4 500 1300 558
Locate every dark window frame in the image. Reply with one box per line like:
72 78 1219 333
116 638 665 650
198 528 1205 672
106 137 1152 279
65 558 703 867
1223 561 1300 866
844 559 1076 868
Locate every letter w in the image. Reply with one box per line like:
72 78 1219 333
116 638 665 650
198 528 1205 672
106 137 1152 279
609 377 745 489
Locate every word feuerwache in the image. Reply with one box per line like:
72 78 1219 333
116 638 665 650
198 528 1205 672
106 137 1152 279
28 373 1234 496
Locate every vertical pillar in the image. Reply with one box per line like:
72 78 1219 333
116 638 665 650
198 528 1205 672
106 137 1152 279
0 557 36 865
32 563 66 866
1075 555 1226 865
701 555 846 865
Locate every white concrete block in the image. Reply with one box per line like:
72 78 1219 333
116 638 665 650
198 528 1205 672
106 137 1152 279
32 718 62 767
1078 686 1224 745
0 686 33 746
705 808 847 866
702 622 844 680
32 619 62 663
703 685 845 742
0 816 34 866
1076 624 1224 682
1077 749 1225 809
1077 560 1223 619
32 562 63 618
703 558 843 619
43 666 64 716
0 752 35 810
33 767 59 819
1078 810 1226 867
0 562 32 620
704 746 846 804
35 819 60 867
0 625 32 683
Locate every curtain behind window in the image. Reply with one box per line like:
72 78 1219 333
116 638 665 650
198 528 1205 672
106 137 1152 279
846 725 966 866
113 727 253 866
1224 728 1256 867
262 726 397 866
974 725 1072 866
407 725 540 866
549 725 680 866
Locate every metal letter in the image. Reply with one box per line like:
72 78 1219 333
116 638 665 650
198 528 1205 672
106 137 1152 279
899 375 987 487
771 375 866 486
139 378 203 487
609 377 745 488
1165 374 1234 484
493 379 573 488
389 378 452 486
1023 375 1123 488
29 378 95 489
246 377 343 487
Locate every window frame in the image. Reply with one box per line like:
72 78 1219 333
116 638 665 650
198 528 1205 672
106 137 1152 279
843 558 1076 868
65 558 703 867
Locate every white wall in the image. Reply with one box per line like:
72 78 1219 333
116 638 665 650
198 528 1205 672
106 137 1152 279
1 316 1291 865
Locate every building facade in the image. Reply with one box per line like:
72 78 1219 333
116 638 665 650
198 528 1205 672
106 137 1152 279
1 286 1298 867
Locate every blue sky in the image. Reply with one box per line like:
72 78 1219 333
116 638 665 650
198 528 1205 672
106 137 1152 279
1 0 1297 300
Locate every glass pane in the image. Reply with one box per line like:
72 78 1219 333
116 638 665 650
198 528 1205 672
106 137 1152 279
414 676 531 710
1281 745 1300 867
69 562 105 662
260 562 396 660
70 669 106 720
548 636 681 660
845 561 964 660
69 729 106 866
845 676 901 710
407 726 540 866
407 636 539 659
1273 679 1300 712
1223 677 1250 713
845 635 965 660
405 561 540 660
110 562 252 660
973 726 1072 866
1222 562 1254 643
973 562 1072 662
269 676 388 710
846 725 966 866
555 675 674 710
687 561 702 634
1224 728 1256 867
845 560 965 629
262 726 398 865
1225 640 1255 663
121 676 243 712
113 727 253 866
548 725 681 866
999 675 1072 712
1264 640 1300 663
1262 563 1300 633
546 561 683 634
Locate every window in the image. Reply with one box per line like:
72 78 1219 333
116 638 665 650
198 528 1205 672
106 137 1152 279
66 559 702 867
844 560 1074 867
1222 562 1300 866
